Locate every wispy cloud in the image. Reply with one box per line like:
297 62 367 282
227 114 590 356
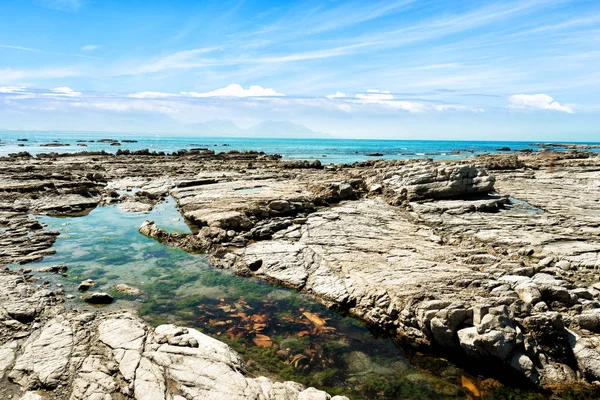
43 86 82 97
81 44 100 51
0 86 27 93
0 67 82 83
122 47 221 75
36 0 85 12
508 94 574 113
326 92 346 99
0 43 98 59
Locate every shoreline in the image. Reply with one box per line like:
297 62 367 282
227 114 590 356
1 147 600 398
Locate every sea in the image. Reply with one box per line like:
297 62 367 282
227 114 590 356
1 131 599 164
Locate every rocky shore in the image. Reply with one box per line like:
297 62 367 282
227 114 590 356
1 147 600 397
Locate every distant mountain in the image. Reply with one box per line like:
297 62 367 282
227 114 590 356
246 120 331 138
184 120 244 135
183 119 331 138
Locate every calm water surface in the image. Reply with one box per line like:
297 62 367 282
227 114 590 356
2 131 598 164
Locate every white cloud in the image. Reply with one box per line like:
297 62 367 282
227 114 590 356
508 94 574 113
433 104 484 112
183 84 283 98
319 89 483 113
81 44 100 51
71 99 181 115
0 67 82 83
326 91 347 99
44 87 82 97
126 84 284 99
356 90 394 102
0 86 27 93
352 90 425 113
128 91 175 99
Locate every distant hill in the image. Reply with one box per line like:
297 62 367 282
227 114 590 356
246 120 331 138
184 119 331 138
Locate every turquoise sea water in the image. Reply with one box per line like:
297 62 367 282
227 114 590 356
2 131 599 163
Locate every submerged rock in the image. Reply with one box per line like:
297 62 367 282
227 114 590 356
38 265 67 274
115 283 142 296
77 279 95 292
81 292 114 304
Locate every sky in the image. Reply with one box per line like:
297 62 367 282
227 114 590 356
1 0 600 140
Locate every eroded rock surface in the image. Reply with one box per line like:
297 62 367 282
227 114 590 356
1 147 600 394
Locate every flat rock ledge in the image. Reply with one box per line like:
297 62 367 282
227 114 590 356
0 271 346 400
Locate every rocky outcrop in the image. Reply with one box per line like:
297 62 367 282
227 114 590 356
0 271 346 400
2 147 600 393
377 161 495 205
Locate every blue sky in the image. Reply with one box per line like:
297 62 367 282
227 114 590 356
1 0 599 140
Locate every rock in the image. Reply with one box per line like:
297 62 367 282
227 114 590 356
522 313 572 363
78 279 95 292
380 162 495 204
38 265 67 274
472 304 491 325
19 393 43 400
514 281 542 304
81 292 114 305
346 351 375 373
556 260 572 271
298 387 336 399
119 200 153 213
510 352 537 383
10 319 73 389
115 284 142 296
578 310 600 332
268 199 292 212
517 247 535 256
0 342 18 379
457 326 515 361
567 330 600 381
538 256 554 268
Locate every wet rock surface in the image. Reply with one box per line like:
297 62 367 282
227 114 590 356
1 148 600 396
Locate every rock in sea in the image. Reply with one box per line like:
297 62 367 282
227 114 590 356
82 292 114 304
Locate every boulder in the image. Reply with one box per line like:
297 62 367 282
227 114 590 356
81 292 114 305
38 265 67 274
577 310 600 332
380 162 495 204
567 330 600 381
457 326 516 361
77 279 95 292
116 284 143 296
